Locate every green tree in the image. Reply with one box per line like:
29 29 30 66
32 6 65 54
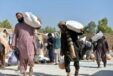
38 26 56 33
0 19 12 29
97 17 113 33
38 28 45 33
85 21 96 33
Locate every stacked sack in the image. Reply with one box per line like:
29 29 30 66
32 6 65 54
91 31 103 42
22 12 41 28
66 20 84 33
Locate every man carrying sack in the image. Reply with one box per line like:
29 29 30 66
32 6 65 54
12 12 41 76
58 21 84 76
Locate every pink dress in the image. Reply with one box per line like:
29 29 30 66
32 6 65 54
12 23 37 71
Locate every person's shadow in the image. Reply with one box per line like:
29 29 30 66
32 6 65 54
33 72 64 76
0 67 20 76
92 70 113 76
0 71 64 76
33 72 91 76
0 73 19 76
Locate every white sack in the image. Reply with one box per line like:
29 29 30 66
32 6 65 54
92 31 103 42
80 36 86 42
8 51 18 65
85 41 92 47
66 20 84 33
22 12 41 28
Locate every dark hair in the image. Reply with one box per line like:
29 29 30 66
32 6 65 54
58 21 66 28
48 33 52 37
16 12 23 16
3 29 7 33
102 36 106 40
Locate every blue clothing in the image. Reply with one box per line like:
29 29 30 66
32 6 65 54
54 38 61 49
47 37 55 62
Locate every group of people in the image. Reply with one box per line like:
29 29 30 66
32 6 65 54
0 12 111 76
58 21 110 76
93 36 109 68
79 35 109 68
11 12 61 76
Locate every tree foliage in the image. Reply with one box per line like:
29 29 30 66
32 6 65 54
97 18 113 33
38 26 56 33
85 21 96 33
0 19 12 29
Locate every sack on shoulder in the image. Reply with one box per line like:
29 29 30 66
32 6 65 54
23 12 41 28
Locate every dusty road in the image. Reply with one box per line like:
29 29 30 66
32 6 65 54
0 59 113 76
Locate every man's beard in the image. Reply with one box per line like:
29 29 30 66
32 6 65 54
18 18 24 23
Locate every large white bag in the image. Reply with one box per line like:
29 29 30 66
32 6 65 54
66 20 84 33
8 51 18 65
80 36 86 41
92 31 103 42
22 12 41 28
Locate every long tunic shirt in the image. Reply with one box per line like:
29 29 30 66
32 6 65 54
94 38 107 61
12 23 37 66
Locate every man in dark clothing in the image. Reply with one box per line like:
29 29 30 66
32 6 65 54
94 36 108 68
102 36 109 67
58 21 83 76
47 33 55 63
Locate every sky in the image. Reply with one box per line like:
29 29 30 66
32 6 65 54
0 0 113 28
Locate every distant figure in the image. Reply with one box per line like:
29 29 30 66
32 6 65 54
94 36 109 68
3 29 9 38
54 32 61 65
12 12 38 76
82 39 94 60
3 29 10 44
0 29 11 55
47 33 55 63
